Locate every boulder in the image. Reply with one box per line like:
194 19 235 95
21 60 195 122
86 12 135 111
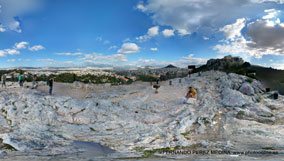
239 82 255 96
221 88 251 107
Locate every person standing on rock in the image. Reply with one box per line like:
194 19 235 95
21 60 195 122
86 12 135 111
32 75 38 89
18 73 24 87
47 78 54 95
1 74 7 88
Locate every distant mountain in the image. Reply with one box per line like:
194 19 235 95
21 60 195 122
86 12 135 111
164 64 177 68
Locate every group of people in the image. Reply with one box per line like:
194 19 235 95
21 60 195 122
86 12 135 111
1 73 54 95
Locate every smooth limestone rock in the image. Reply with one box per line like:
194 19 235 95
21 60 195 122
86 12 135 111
221 88 252 107
0 71 283 156
239 82 255 96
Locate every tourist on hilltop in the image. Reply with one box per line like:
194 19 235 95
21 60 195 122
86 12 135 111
186 86 197 99
47 78 54 95
18 73 24 87
183 86 197 104
1 74 7 88
32 75 38 89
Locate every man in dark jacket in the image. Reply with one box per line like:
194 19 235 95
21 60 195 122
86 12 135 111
47 78 54 95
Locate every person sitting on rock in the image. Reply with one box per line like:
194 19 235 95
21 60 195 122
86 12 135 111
183 86 197 104
186 86 197 99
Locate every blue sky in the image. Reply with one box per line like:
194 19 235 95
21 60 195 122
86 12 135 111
1 0 284 69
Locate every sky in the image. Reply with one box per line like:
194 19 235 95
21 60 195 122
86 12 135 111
1 0 284 69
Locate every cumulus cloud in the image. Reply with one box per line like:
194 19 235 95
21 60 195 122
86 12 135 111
177 29 190 36
137 0 283 35
148 26 159 37
136 26 159 42
162 29 175 37
0 0 43 32
215 9 284 58
220 18 246 41
0 25 5 32
15 41 29 49
136 1 147 12
118 43 140 54
29 45 45 51
179 54 208 66
0 41 45 57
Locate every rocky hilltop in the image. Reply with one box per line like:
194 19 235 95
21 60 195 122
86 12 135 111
0 71 283 158
206 55 245 70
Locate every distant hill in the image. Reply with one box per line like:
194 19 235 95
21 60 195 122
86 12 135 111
248 65 284 94
195 55 284 94
164 64 177 68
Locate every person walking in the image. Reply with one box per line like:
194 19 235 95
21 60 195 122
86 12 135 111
47 78 54 95
1 74 7 88
32 75 38 89
18 73 24 87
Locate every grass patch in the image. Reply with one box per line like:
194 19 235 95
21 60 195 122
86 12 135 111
133 146 146 152
246 78 253 84
236 110 245 119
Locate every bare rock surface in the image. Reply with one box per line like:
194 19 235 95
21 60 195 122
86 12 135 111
0 71 283 159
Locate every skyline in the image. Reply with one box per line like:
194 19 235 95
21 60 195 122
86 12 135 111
1 0 284 69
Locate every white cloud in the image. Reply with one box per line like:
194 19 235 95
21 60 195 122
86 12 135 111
118 43 140 54
0 50 5 57
15 41 29 49
37 58 55 62
56 52 82 56
29 45 45 51
270 62 284 69
82 53 127 64
177 29 190 36
0 41 45 57
132 54 207 67
220 18 246 41
203 36 210 40
5 49 19 55
0 25 5 32
147 26 159 37
179 54 208 66
162 29 175 37
0 48 20 57
136 26 159 42
136 2 147 12
215 9 284 58
150 48 158 52
0 0 43 32
138 0 283 35
262 9 280 19
108 45 118 50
